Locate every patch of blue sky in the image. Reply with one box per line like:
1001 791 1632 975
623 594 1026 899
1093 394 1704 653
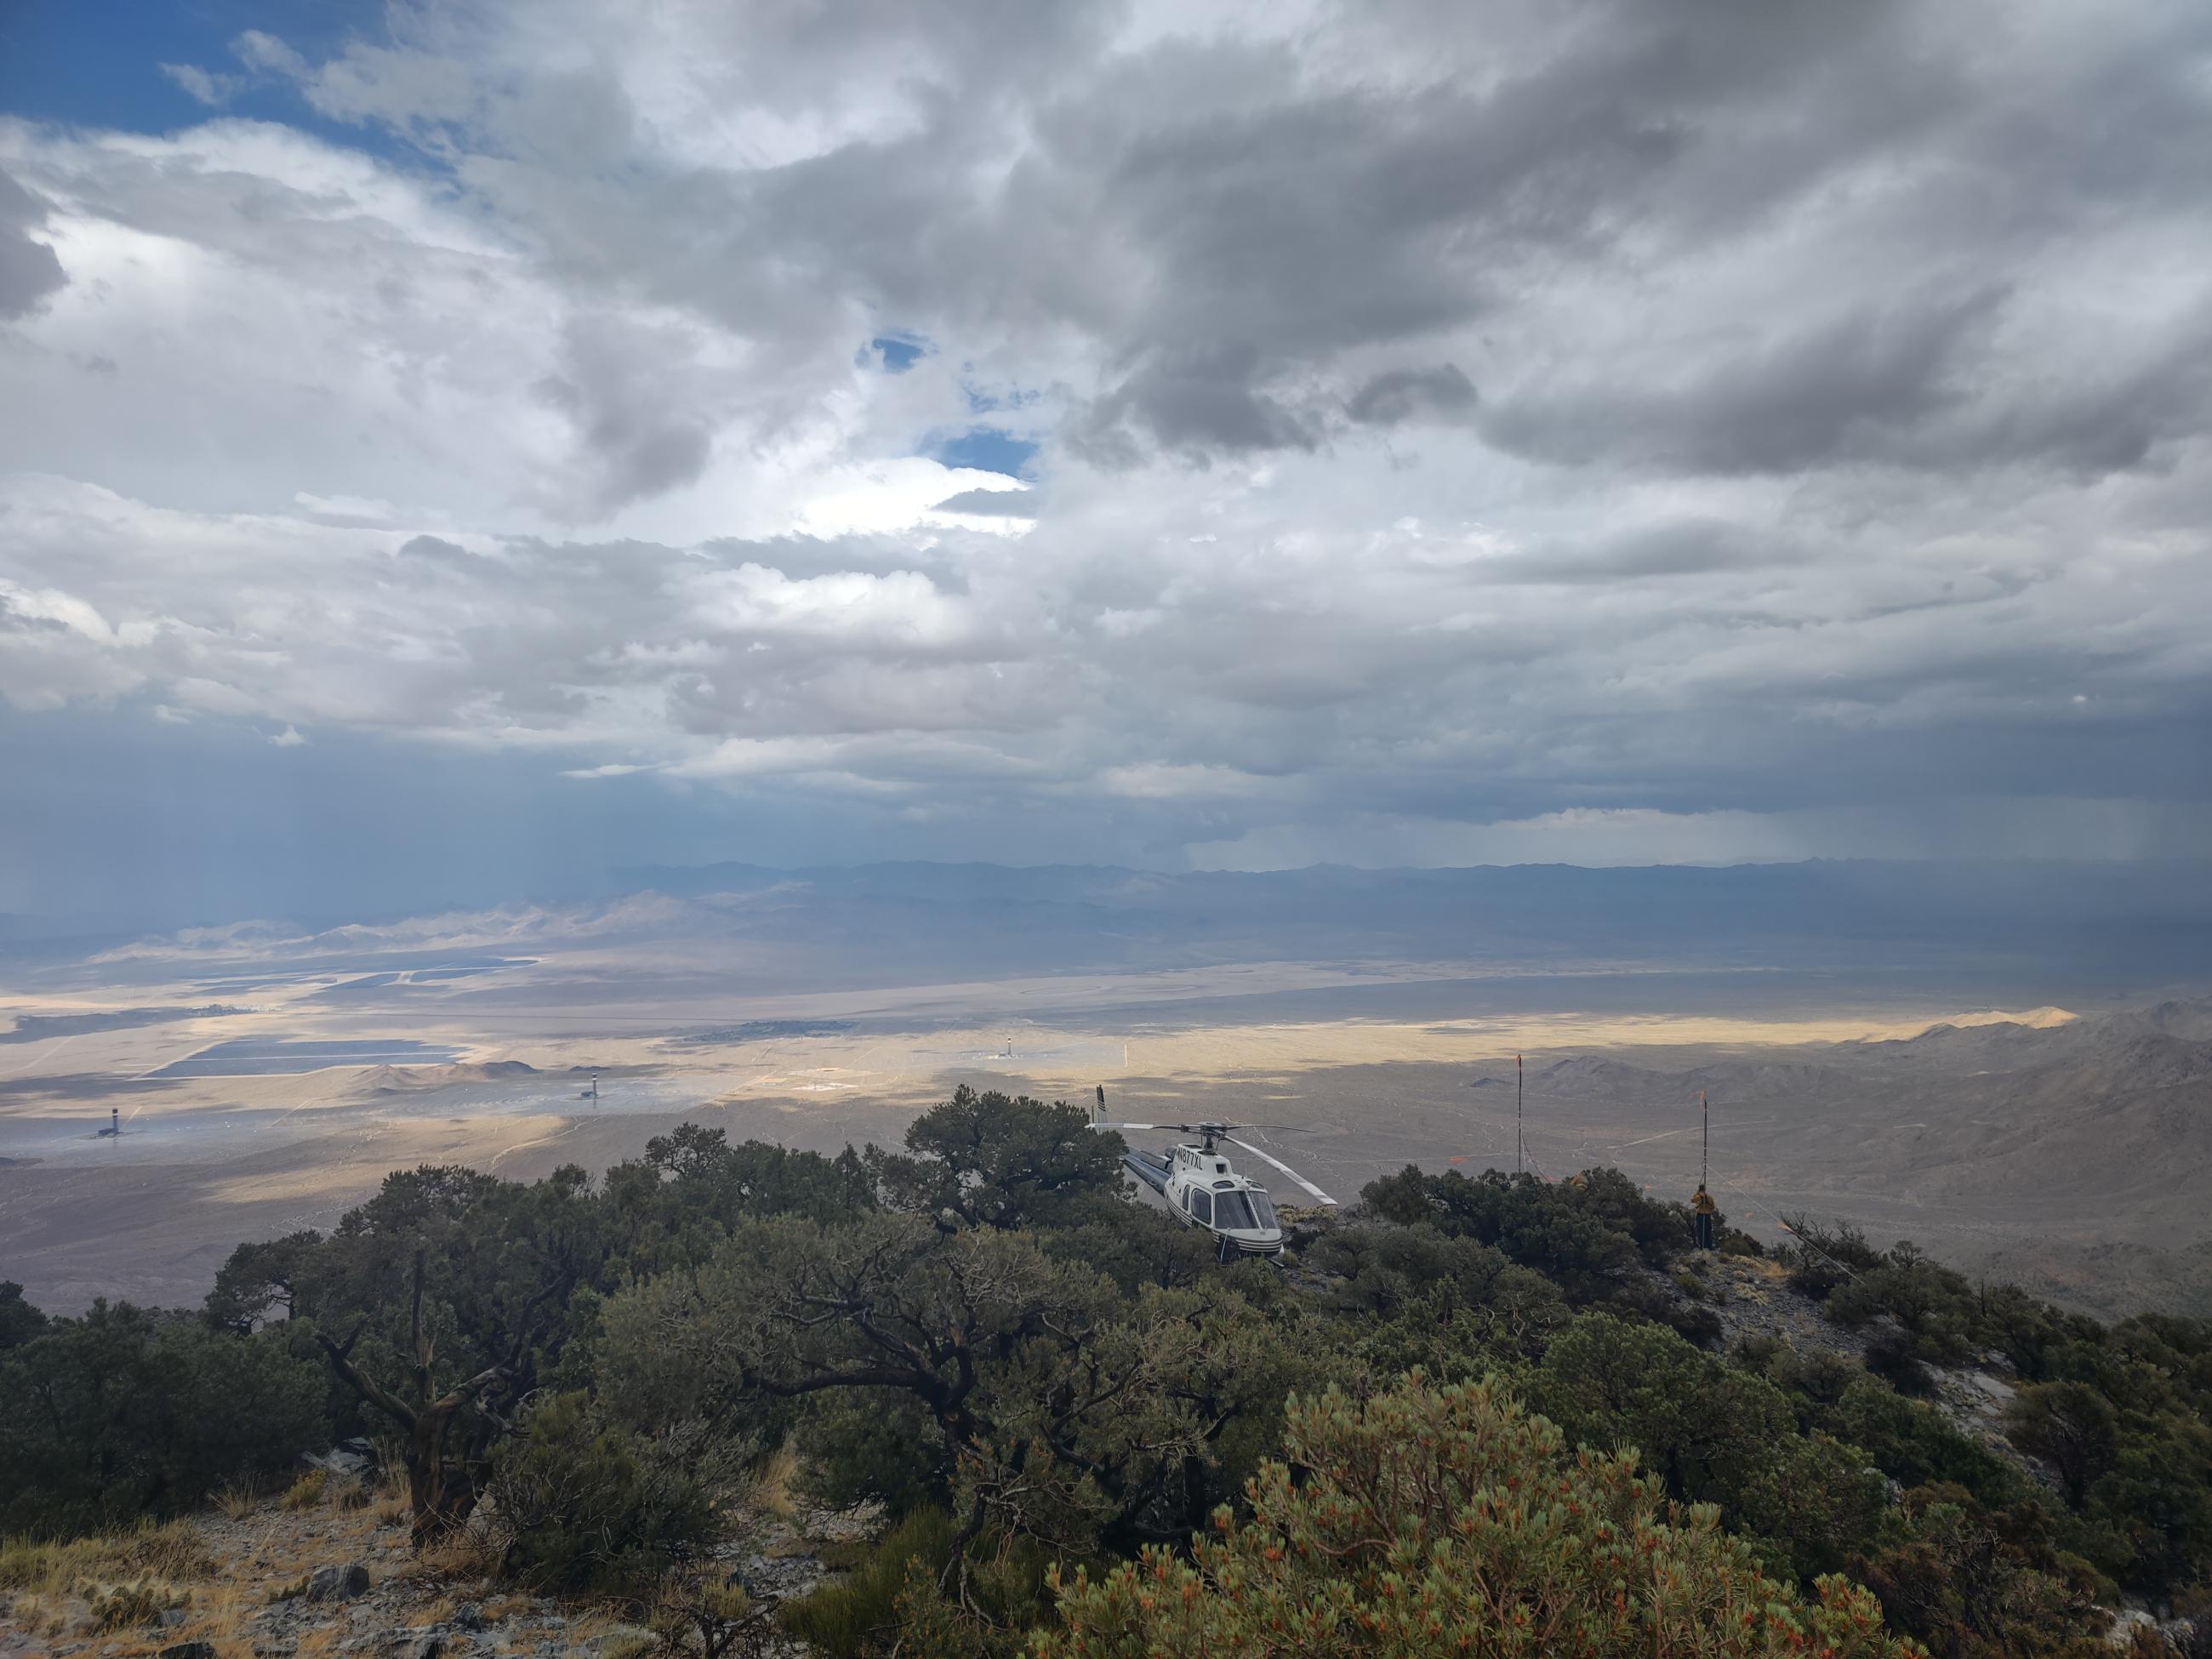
927 426 1038 478
864 332 928 373
0 0 424 169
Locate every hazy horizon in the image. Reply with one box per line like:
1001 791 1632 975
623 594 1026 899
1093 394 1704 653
6 852 2212 966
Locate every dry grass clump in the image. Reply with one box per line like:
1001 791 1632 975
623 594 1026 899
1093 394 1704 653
279 1467 329 1511
753 1441 801 1522
0 1517 213 1597
419 1527 500 1584
566 1605 660 1658
1 1519 214 1641
365 1456 413 1529
373 1434 410 1487
214 1479 261 1521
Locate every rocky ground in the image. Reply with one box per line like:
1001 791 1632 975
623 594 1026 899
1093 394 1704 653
0 1467 864 1659
1684 1251 2041 1486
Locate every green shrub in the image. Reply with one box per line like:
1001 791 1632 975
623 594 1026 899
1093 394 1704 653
1867 1330 1936 1396
1532 1311 1886 1579
796 1392 949 1515
648 1572 773 1659
1360 1166 1665 1300
1763 1344 1862 1418
872 1087 1128 1232
1850 1485 2106 1659
0 1303 324 1535
1033 1372 1923 1659
1832 1377 2023 1505
0 1282 46 1350
1776 1216 1886 1301
485 1392 717 1599
2006 1382 2120 1510
782 1508 1051 1659
781 1508 958 1659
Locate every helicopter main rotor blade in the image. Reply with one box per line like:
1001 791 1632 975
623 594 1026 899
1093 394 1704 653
1223 1136 1337 1206
1089 1120 1163 1132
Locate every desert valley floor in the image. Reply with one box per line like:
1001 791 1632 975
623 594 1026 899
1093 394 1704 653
5 914 2208 1322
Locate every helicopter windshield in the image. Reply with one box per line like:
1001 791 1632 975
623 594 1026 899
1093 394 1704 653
1247 1190 1278 1229
1214 1190 1262 1231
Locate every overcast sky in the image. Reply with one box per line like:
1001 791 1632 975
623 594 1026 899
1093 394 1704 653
3 0 2210 921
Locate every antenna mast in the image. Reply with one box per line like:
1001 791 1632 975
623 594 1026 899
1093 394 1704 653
1516 1053 1523 1176
1701 1089 1708 1189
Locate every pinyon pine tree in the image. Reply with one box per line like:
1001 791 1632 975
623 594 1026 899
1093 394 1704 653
1035 1372 1924 1659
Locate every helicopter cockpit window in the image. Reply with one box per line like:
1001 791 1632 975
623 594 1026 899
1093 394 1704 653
1247 1190 1278 1229
1189 1189 1214 1225
1213 1191 1257 1231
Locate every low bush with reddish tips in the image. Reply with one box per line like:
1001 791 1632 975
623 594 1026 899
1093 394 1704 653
1035 1374 1924 1659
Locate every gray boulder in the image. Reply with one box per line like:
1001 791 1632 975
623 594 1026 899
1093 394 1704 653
340 1628 452 1659
305 1562 372 1602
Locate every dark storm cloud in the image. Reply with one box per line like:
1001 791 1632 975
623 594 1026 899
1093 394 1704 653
533 316 720 512
0 167 66 319
1482 288 2008 474
1075 341 1319 463
1347 364 1477 427
1014 1 1965 463
234 0 2212 481
1485 288 2212 480
396 533 476 562
1478 520 1790 585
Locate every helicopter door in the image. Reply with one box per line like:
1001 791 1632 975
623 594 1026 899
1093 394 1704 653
1188 1189 1214 1226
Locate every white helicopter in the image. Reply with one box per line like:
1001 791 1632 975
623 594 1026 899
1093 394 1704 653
1088 1106 1336 1259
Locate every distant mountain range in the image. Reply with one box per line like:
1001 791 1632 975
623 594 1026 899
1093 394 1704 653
1505 994 2212 1317
604 857 2212 989
24 858 2212 1004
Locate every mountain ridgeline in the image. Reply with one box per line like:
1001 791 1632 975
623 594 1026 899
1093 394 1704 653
22 858 2212 994
607 857 2212 989
3 1089 2209 1657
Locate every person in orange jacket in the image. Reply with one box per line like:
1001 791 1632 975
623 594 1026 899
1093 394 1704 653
1691 1183 1718 1251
